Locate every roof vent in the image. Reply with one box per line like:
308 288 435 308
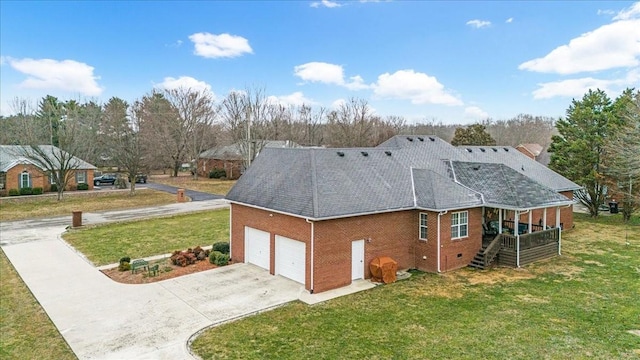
361 151 369 157
492 148 498 152
384 151 392 156
429 137 435 141
521 165 525 171
472 165 481 170
466 148 472 153
417 137 424 142
504 148 509 152
406 137 414 142
337 151 345 157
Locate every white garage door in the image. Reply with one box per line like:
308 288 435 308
275 235 306 284
245 227 270 270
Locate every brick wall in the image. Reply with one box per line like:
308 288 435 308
197 159 243 179
313 211 415 293
438 208 483 272
4 165 94 192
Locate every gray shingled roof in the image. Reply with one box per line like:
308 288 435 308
0 145 96 172
451 161 572 209
460 146 579 192
199 140 299 160
226 136 577 219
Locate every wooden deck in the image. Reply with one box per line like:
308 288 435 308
472 228 560 269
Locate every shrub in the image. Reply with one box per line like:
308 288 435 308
77 183 89 191
214 253 230 266
50 184 58 192
118 262 131 272
114 177 128 189
19 187 33 195
208 168 226 179
209 251 222 264
9 189 20 196
0 190 7 197
119 256 131 265
212 241 230 255
32 187 43 195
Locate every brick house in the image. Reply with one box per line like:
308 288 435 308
198 140 299 179
516 143 551 166
226 136 580 294
0 145 96 194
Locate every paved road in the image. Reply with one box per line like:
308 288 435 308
0 199 303 359
144 182 223 201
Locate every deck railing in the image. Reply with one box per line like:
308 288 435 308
502 220 545 233
498 228 559 251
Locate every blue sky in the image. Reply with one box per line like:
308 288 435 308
1 1 639 123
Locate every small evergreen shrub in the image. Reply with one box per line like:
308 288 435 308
114 177 128 189
212 241 230 255
214 253 230 266
32 187 43 195
208 168 226 179
119 256 131 265
9 189 20 196
19 187 33 195
118 262 131 272
50 184 58 192
77 183 89 191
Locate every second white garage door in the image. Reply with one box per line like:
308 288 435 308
245 227 270 270
275 235 306 284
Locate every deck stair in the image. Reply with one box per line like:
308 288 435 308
469 234 502 270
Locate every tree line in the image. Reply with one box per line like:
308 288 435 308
2 86 637 220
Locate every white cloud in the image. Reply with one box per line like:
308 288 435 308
506 17 513 23
310 0 343 8
466 19 491 29
8 58 102 95
613 2 640 20
597 9 616 16
373 69 463 106
155 76 213 95
519 19 640 74
531 68 640 99
464 106 489 120
166 40 183 48
294 62 370 90
266 91 315 107
188 32 253 58
331 98 346 109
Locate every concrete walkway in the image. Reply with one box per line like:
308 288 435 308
0 199 376 359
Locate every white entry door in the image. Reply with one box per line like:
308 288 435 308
244 227 270 271
352 239 365 280
275 235 306 284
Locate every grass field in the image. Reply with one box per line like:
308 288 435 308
191 215 640 359
150 174 235 195
0 249 77 360
63 209 230 266
0 190 175 222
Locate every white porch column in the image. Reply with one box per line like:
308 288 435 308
543 208 547 229
499 209 503 234
528 211 532 233
515 210 520 267
556 206 562 255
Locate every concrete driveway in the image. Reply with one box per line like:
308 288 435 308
1 225 302 359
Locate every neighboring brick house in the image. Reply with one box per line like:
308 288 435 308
198 140 299 179
516 143 551 166
0 145 96 194
226 136 580 294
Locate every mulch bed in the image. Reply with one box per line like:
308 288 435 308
101 259 220 284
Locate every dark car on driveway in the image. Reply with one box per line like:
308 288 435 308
128 173 148 184
94 173 117 186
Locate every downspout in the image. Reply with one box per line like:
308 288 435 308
306 218 314 294
229 203 233 259
515 210 520 267
437 210 448 273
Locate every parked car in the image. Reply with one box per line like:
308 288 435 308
134 173 147 184
94 173 117 186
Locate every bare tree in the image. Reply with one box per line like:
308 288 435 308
326 98 379 147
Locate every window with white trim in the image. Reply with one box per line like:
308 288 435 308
49 172 56 185
451 211 468 239
0 172 5 189
419 213 428 240
76 171 87 184
20 172 30 189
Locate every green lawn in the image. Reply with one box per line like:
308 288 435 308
63 209 229 266
191 215 640 359
0 249 77 359
0 190 176 222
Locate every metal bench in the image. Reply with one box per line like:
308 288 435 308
148 264 159 277
130 259 149 274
